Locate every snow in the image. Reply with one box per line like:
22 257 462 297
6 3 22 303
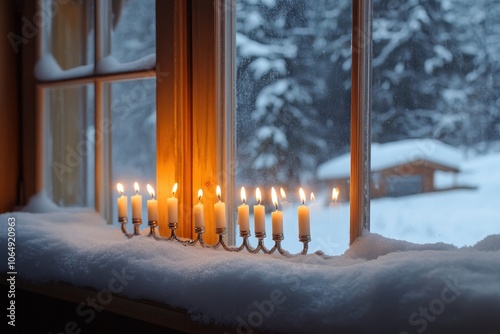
317 139 464 180
34 53 156 81
1 207 499 333
35 54 93 81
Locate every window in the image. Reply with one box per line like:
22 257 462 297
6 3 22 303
235 0 353 254
370 0 500 247
37 0 156 223
31 0 370 248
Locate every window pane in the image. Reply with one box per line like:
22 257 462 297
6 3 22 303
106 78 156 223
371 0 500 246
98 0 156 73
37 0 94 80
236 0 352 254
44 84 95 207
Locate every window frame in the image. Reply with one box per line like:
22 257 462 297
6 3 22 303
34 0 157 223
28 0 371 245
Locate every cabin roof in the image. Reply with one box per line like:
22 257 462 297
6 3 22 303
317 139 463 180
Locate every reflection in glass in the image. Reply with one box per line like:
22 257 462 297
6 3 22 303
44 84 95 207
106 78 156 224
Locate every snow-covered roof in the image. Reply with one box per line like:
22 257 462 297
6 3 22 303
317 139 463 180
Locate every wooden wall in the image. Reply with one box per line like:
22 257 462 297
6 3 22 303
0 0 19 213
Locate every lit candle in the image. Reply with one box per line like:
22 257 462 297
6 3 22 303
310 192 316 202
330 188 341 208
167 183 179 224
238 187 249 232
254 187 265 234
146 184 158 222
116 183 127 219
131 182 142 220
193 189 205 228
214 185 226 229
298 188 310 236
271 187 283 235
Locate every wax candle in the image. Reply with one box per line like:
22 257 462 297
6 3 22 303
238 187 249 232
146 184 158 222
310 192 316 202
131 182 142 220
254 187 265 234
194 189 205 228
298 188 310 236
167 183 178 224
116 183 127 219
271 187 283 235
214 185 226 229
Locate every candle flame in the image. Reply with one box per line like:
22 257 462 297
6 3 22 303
310 192 316 202
198 188 203 201
117 183 124 195
216 185 222 201
241 187 246 204
134 182 139 193
280 188 286 200
271 187 278 210
299 188 306 205
332 188 339 202
256 187 262 204
147 184 155 198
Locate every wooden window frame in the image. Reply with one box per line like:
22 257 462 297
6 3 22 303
25 0 370 245
158 0 371 245
32 0 157 224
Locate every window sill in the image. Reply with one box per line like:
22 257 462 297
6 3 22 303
2 208 499 333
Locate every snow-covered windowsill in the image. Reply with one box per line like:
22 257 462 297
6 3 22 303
2 195 500 333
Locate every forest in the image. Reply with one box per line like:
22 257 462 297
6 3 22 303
235 0 500 187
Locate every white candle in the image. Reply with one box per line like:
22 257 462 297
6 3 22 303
298 188 310 236
238 187 249 232
254 187 265 234
271 187 283 235
146 184 158 222
116 183 127 219
131 182 142 220
167 183 178 224
214 185 226 229
194 189 205 228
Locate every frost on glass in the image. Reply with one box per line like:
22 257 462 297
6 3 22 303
98 0 156 73
107 78 156 223
370 0 500 246
37 0 95 80
236 0 352 254
44 84 95 207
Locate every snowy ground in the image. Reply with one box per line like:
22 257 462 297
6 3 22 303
1 206 499 333
272 152 500 255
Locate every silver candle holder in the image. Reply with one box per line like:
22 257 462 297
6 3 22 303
119 218 312 257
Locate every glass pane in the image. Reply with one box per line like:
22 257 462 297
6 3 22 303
37 0 95 80
98 0 156 73
44 84 95 207
106 78 156 224
236 0 352 255
371 0 500 246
